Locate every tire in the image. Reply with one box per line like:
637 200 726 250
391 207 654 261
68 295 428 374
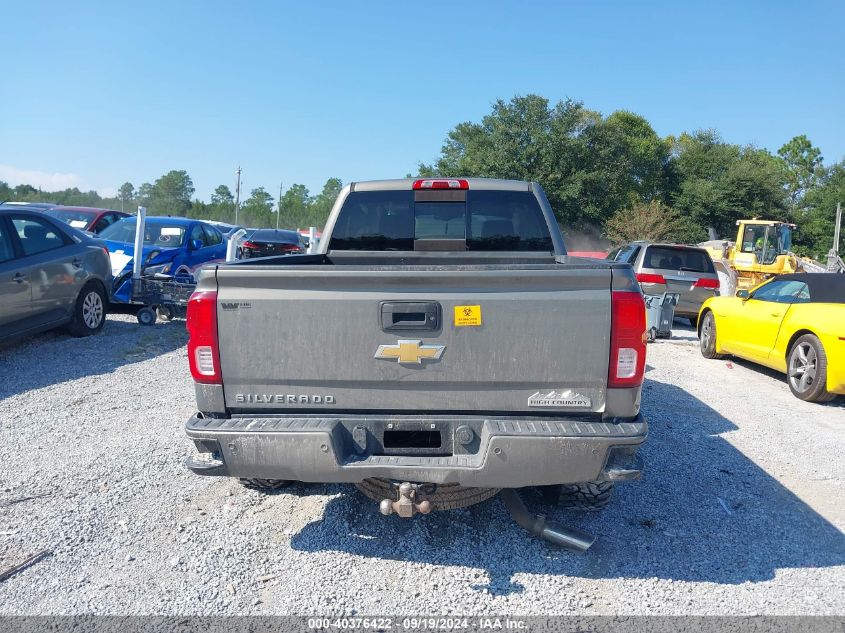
787 334 836 403
136 307 156 326
67 282 107 337
239 478 292 492
699 310 724 359
156 305 175 321
355 478 500 511
647 327 657 343
556 481 614 511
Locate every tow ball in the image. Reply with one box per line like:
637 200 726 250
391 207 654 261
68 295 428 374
379 482 432 518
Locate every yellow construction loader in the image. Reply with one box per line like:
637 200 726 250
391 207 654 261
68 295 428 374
698 218 835 296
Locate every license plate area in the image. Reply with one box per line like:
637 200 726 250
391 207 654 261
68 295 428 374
372 420 453 456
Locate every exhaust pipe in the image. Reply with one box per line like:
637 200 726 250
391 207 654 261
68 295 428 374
500 489 595 552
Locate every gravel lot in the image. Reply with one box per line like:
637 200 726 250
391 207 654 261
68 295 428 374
0 314 843 615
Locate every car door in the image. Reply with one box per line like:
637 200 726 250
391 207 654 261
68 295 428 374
9 214 85 326
184 223 214 274
0 216 32 335
201 224 227 261
730 280 803 361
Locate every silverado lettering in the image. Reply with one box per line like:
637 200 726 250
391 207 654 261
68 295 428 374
234 394 335 404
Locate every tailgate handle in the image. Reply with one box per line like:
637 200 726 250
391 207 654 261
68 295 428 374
380 301 441 332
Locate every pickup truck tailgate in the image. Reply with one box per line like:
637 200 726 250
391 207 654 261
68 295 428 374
215 265 612 414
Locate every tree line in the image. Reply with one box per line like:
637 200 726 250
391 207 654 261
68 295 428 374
419 95 842 258
2 93 842 258
0 173 343 233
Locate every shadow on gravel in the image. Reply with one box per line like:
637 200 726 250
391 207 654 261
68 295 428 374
722 357 844 408
0 316 187 399
289 378 845 592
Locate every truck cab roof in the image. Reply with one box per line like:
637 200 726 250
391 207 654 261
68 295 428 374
349 178 532 192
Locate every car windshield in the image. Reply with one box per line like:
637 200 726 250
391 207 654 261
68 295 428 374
99 219 187 247
43 209 97 229
643 246 714 273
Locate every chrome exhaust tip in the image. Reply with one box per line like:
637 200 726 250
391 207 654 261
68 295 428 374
500 489 595 552
539 522 595 552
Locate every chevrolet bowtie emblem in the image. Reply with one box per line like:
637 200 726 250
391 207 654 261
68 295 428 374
374 340 445 364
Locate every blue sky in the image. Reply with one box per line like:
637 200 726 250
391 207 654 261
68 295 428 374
2 0 843 201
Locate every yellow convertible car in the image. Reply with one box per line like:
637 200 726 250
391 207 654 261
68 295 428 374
698 273 845 403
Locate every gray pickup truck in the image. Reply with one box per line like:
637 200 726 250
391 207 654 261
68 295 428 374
184 178 648 548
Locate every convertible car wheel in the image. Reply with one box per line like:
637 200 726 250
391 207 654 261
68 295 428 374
699 311 724 359
787 334 836 403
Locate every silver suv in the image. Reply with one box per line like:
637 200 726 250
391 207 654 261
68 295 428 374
608 242 720 320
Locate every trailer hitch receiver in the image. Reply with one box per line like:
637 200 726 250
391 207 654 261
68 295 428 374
379 482 432 518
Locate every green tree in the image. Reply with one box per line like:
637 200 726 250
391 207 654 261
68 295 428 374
578 110 671 224
137 182 154 208
309 178 343 228
280 184 313 229
240 187 274 227
796 161 845 258
418 95 669 230
188 199 213 220
211 185 234 206
778 135 823 212
605 200 681 245
151 170 195 215
668 131 787 243
51 188 104 206
118 182 135 211
210 185 235 222
14 184 39 198
420 94 562 184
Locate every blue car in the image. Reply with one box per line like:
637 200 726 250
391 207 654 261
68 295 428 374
98 216 227 303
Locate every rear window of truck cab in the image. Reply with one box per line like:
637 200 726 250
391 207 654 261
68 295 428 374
328 190 554 251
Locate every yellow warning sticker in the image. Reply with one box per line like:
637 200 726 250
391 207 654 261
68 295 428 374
454 305 482 327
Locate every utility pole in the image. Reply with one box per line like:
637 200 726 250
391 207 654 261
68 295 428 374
234 166 242 225
828 202 843 272
276 181 283 230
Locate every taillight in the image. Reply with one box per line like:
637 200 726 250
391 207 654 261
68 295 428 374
609 290 647 389
281 243 301 252
693 278 720 289
242 241 258 249
635 273 666 284
412 179 469 190
186 290 221 384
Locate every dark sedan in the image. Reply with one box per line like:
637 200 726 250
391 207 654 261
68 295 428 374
0 208 112 344
238 229 305 258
